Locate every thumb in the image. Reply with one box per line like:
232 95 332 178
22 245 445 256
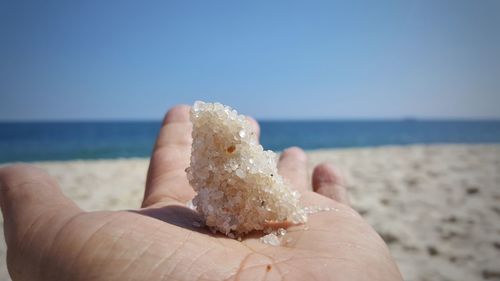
0 164 82 245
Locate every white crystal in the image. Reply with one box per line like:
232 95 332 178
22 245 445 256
186 101 306 236
260 233 281 246
186 199 196 210
277 228 287 236
238 130 246 138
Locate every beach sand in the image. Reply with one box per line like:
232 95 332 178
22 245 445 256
1 144 499 280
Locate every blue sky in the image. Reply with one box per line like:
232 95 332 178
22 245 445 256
1 0 499 120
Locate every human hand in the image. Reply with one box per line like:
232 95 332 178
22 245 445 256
0 105 402 281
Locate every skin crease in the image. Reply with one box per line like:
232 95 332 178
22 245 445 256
0 105 403 281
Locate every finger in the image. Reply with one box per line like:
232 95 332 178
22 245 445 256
143 105 195 207
312 163 349 205
0 164 81 245
246 116 260 141
278 147 309 192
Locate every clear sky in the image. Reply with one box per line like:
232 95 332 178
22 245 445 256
1 0 499 120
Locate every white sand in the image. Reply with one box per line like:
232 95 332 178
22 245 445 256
1 144 499 281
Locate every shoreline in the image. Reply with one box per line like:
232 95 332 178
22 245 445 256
2 143 499 165
1 143 499 281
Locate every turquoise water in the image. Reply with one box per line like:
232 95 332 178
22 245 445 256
1 120 499 163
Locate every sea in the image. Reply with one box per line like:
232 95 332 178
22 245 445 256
1 120 500 163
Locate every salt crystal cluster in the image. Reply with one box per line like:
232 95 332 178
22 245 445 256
186 101 307 236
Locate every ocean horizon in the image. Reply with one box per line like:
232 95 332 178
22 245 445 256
1 120 500 163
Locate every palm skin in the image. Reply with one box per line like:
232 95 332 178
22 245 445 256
0 106 402 281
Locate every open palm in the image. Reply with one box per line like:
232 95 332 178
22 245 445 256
0 106 402 281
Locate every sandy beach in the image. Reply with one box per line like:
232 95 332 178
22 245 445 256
1 144 499 281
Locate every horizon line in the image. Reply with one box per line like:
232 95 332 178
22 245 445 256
1 117 500 123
